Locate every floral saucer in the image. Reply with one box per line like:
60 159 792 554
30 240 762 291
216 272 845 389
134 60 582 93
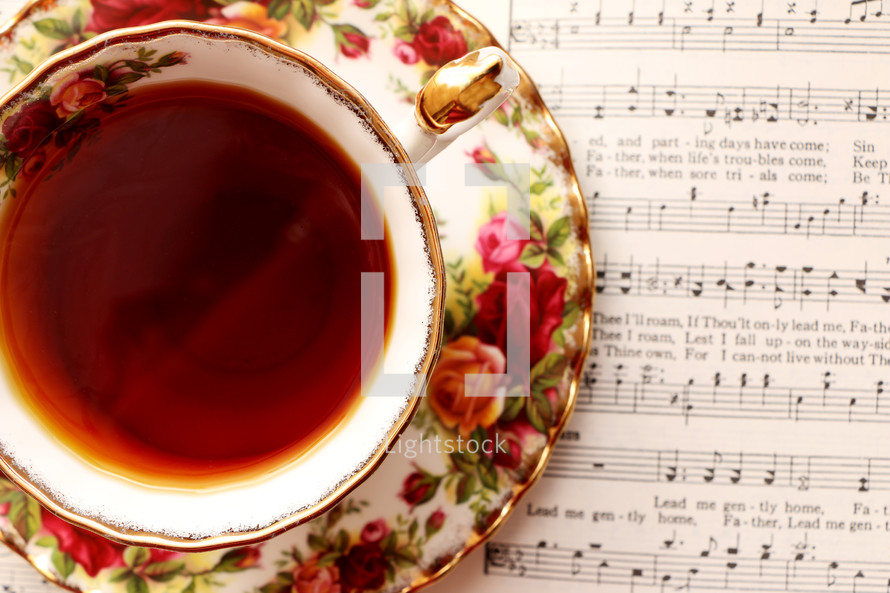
0 0 592 592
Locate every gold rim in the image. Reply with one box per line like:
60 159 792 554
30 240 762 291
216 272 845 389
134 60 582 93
0 20 446 553
0 0 596 590
398 2 595 591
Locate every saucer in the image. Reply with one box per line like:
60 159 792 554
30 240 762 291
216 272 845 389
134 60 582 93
0 0 593 591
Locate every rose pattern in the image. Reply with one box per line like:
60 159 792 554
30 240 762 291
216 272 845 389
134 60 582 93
293 557 341 593
0 1 585 592
87 0 215 32
41 511 125 577
411 16 467 66
50 72 106 117
475 267 568 367
205 2 286 38
1 100 60 156
336 545 388 592
427 336 506 437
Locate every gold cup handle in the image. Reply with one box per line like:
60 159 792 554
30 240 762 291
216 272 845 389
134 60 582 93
396 47 520 165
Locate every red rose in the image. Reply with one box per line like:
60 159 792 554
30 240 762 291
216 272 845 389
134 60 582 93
399 471 439 507
334 26 371 59
470 145 496 164
492 436 522 470
41 510 125 577
475 267 567 367
2 101 60 156
425 509 445 537
0 502 9 515
86 0 214 33
336 544 388 592
412 16 467 66
360 519 389 544
475 212 531 274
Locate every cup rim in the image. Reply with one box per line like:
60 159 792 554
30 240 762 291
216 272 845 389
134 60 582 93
0 20 445 552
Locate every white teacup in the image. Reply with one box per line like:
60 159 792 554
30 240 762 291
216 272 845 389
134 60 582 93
0 22 518 550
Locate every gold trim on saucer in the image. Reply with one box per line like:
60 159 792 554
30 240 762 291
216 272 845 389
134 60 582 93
0 20 446 553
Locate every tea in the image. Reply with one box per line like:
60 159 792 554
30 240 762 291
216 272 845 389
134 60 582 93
0 81 392 488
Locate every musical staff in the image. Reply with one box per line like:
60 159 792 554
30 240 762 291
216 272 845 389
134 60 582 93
545 444 890 492
539 79 890 125
594 255 890 309
485 540 890 592
0 549 51 593
578 368 890 424
589 193 889 238
510 14 890 55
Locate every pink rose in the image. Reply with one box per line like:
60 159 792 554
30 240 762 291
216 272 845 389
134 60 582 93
50 73 106 117
475 212 531 274
360 519 389 544
0 502 9 515
474 267 568 367
41 510 125 577
2 100 60 156
87 0 214 32
412 16 467 66
393 41 419 65
470 145 496 164
204 2 286 39
293 557 340 593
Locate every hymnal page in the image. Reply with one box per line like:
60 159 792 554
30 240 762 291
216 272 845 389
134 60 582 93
432 0 890 591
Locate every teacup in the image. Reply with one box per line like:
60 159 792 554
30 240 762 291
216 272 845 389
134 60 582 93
0 22 518 550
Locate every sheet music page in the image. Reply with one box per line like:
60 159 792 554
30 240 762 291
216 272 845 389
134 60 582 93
431 0 890 591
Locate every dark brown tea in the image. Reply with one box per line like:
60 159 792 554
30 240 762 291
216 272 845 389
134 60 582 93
0 81 392 488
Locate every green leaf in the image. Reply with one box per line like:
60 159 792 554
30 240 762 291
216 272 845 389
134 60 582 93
408 518 418 541
71 9 82 33
393 24 414 42
531 352 568 391
450 450 476 474
499 396 525 423
293 0 316 31
105 84 128 96
529 210 544 241
126 576 148 593
477 455 499 491
470 425 488 449
182 579 197 593
334 529 349 553
493 108 509 126
547 247 566 267
561 301 581 327
33 18 73 40
393 550 417 568
109 568 134 583
530 180 549 195
114 72 144 86
546 216 571 248
34 536 57 548
525 390 552 434
420 8 435 22
266 0 291 21
381 530 397 555
316 552 339 567
213 548 253 572
144 561 185 582
307 533 328 552
455 473 476 503
519 243 546 268
9 496 41 541
92 64 108 82
510 106 523 126
51 550 75 579
124 547 150 568
374 11 392 21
